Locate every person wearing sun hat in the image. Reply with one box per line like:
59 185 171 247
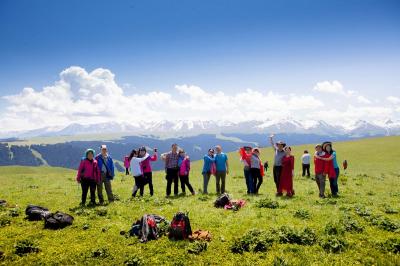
269 135 286 194
76 148 101 206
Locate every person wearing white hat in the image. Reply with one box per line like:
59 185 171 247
95 144 115 204
269 135 286 195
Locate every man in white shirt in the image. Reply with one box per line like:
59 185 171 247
301 150 311 177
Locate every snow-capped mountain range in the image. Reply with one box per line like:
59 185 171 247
1 119 400 139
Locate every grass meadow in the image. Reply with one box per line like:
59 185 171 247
0 136 399 265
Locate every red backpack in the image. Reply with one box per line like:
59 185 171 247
169 212 192 240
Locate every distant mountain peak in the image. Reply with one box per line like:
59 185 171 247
1 118 399 139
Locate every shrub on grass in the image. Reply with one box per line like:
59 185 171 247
91 248 109 258
95 207 108 217
383 205 398 214
255 198 279 209
341 216 364 233
230 229 275 254
319 236 348 253
273 256 288 266
375 217 399 232
14 239 40 256
379 238 400 254
124 254 144 265
275 226 317 245
354 205 372 217
324 222 344 236
187 241 208 254
0 214 11 227
157 220 170 236
293 209 310 220
8 207 20 217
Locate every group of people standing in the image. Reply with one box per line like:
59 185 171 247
238 135 340 198
201 145 229 194
75 137 340 205
76 145 115 206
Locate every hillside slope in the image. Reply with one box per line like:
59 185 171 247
0 136 399 265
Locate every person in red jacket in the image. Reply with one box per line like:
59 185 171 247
314 144 326 198
277 146 295 197
76 149 101 206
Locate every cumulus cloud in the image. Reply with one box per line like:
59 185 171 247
313 80 346 95
0 66 398 132
387 96 400 104
313 80 360 98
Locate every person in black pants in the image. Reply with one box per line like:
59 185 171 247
162 144 180 197
301 150 311 177
76 149 100 206
81 179 97 205
269 135 286 195
178 150 195 195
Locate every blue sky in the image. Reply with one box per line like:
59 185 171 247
0 0 400 131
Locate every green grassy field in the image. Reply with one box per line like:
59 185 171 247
0 136 399 265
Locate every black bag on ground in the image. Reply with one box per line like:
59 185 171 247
25 204 50 221
214 193 231 208
44 211 74 229
169 212 192 240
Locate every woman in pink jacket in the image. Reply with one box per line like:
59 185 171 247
124 155 130 175
139 147 158 196
76 149 101 206
178 149 195 195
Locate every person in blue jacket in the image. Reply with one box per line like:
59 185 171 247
95 144 115 204
202 148 215 194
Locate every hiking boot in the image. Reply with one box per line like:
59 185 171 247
276 192 283 197
191 191 196 195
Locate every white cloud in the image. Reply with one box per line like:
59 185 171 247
357 95 371 104
0 66 398 132
387 96 400 104
313 80 361 99
313 80 346 95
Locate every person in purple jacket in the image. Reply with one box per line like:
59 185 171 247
76 149 101 206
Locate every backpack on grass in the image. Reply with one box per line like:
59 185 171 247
25 205 50 221
169 212 192 240
214 193 231 208
44 211 74 229
139 214 159 242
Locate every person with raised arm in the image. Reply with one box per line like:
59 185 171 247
277 146 295 197
129 149 150 197
269 134 286 195
239 146 254 194
138 146 158 196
